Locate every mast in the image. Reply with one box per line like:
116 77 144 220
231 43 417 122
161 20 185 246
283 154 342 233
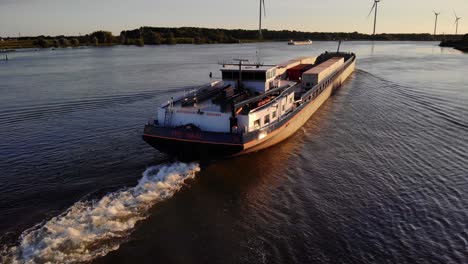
233 59 249 89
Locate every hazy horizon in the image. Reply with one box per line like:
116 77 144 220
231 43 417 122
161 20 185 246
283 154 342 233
0 0 466 37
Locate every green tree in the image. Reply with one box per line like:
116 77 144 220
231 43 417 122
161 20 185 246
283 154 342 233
52 39 59 48
59 38 70 47
120 33 127 44
90 31 113 44
167 32 176 45
152 32 162 45
33 37 49 48
70 38 80 46
135 38 144 47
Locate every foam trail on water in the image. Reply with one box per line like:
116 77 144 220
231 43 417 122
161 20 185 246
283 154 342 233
1 162 200 264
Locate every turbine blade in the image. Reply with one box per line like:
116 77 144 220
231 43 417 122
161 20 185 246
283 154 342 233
367 2 376 18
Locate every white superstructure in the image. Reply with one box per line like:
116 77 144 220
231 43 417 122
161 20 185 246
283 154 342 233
155 55 345 134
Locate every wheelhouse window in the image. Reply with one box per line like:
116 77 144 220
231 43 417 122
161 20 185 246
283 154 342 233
254 119 260 129
222 70 266 81
254 72 266 81
243 72 254 80
264 115 270 125
222 71 233 80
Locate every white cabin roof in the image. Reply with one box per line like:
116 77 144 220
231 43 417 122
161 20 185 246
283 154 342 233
220 65 276 72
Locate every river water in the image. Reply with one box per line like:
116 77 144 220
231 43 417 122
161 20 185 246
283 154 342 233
0 42 467 264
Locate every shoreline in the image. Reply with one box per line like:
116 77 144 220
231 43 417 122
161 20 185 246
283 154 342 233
439 36 468 53
1 40 444 53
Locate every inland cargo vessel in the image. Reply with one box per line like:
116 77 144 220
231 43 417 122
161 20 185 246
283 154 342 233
143 51 356 159
288 40 313 45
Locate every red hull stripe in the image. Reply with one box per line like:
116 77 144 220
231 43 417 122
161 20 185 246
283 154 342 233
142 134 244 146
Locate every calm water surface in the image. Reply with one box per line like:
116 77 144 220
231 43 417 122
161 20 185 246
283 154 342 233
0 42 467 264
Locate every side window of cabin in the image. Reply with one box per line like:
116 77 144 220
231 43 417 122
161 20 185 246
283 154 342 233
243 72 254 81
264 115 270 125
272 111 277 119
289 97 293 104
254 119 260 129
282 104 285 111
222 71 233 80
254 72 266 81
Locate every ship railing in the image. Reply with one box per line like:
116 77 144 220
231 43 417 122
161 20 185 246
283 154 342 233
234 82 296 111
160 81 223 108
183 81 223 97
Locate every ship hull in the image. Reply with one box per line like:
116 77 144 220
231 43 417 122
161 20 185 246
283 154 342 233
142 134 244 161
142 125 244 160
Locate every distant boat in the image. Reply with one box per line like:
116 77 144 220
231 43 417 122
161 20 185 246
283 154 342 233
143 51 356 160
288 40 313 45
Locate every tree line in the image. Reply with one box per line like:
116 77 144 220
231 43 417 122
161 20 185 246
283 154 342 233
120 27 456 45
29 31 116 48
1 27 466 49
0 31 116 49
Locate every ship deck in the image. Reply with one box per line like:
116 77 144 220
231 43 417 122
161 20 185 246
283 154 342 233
169 79 299 114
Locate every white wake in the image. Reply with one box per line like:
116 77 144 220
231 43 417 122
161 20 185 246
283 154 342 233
1 162 200 264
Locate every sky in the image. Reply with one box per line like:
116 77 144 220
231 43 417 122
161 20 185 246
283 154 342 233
0 0 466 37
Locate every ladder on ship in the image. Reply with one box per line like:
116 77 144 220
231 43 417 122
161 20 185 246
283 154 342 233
164 99 174 127
164 107 174 127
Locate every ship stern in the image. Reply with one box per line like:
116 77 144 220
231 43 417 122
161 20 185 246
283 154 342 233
143 125 244 161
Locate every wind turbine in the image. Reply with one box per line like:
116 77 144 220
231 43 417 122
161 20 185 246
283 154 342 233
454 11 461 35
258 0 266 40
368 0 381 36
433 11 440 36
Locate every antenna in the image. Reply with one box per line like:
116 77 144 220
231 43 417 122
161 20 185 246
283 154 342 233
433 11 440 36
258 0 266 40
368 0 381 36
